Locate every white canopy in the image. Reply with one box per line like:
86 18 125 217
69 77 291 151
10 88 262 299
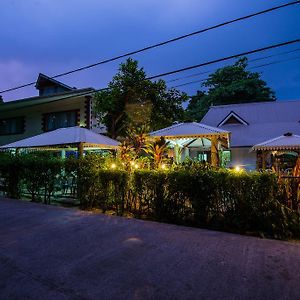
150 122 229 139
252 133 300 151
0 126 119 149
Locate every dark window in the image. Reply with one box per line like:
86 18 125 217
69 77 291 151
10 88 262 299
223 116 243 125
44 110 78 131
0 117 24 135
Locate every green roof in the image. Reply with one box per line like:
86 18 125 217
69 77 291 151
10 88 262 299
0 88 95 113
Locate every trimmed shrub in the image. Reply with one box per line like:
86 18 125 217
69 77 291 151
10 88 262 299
21 153 63 203
0 153 23 198
0 153 299 239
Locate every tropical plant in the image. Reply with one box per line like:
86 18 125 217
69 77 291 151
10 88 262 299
126 124 149 155
145 137 170 168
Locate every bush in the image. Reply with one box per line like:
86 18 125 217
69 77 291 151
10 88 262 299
0 152 63 203
0 153 23 198
21 153 63 203
77 155 129 213
84 166 300 239
0 152 299 239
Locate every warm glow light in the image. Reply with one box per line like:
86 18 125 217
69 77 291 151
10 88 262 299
134 164 139 169
111 163 116 169
161 163 167 170
234 166 241 172
130 161 135 166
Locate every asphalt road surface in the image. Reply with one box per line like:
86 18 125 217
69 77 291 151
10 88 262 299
1 198 300 300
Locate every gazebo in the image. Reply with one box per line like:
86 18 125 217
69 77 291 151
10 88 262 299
0 126 119 157
252 132 300 172
150 122 230 167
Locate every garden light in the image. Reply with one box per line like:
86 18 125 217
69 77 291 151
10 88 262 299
134 164 139 169
111 163 116 169
161 163 167 170
234 165 241 172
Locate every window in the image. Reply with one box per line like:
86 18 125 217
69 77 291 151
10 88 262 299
223 115 242 124
197 152 208 162
0 117 25 135
218 111 248 127
44 110 78 131
40 86 67 96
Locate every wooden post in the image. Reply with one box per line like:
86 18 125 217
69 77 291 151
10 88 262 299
210 136 219 167
173 144 183 164
183 147 190 160
78 143 84 158
262 151 266 170
256 152 260 170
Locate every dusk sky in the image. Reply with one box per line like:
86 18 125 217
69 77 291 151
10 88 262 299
0 0 299 102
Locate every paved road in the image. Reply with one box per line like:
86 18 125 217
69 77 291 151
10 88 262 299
1 198 300 300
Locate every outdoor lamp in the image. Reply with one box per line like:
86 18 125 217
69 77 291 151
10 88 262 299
234 165 241 172
161 163 167 170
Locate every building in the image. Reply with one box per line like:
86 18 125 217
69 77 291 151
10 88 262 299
0 74 102 146
201 100 300 170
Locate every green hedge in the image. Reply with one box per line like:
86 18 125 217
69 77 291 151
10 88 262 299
0 153 299 239
0 152 63 203
130 170 300 239
77 161 300 239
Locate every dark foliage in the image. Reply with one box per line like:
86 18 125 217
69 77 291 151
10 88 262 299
94 58 187 138
186 57 276 121
75 157 300 239
1 153 299 239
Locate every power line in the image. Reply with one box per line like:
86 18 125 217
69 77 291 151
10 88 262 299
167 71 211 83
4 38 300 107
250 47 300 62
166 47 300 83
250 55 300 69
1 1 299 95
148 38 300 80
170 55 300 88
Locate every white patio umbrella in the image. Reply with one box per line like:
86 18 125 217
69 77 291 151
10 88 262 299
150 122 229 139
252 133 300 151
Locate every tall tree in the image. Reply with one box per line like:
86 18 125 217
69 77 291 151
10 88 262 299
150 80 187 131
94 58 187 138
186 57 276 121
